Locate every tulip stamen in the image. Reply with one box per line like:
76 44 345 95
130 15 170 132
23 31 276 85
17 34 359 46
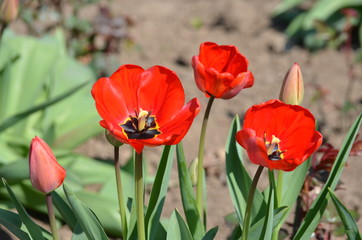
120 109 161 139
264 134 285 161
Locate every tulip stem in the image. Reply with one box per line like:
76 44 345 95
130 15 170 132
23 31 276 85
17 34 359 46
135 152 145 240
46 193 60 240
114 146 128 238
242 166 264 240
196 96 215 226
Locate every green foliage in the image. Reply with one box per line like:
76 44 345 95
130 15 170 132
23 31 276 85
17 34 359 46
273 0 362 54
328 189 362 240
293 112 362 239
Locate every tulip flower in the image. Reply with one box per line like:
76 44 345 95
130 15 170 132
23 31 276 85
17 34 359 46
192 41 254 99
236 99 322 171
0 0 19 23
29 136 66 194
91 64 200 153
279 63 304 105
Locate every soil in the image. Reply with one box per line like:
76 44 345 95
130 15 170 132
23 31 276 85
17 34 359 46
3 0 362 239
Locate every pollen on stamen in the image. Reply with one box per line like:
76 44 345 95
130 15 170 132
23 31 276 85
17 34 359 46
120 109 161 140
265 135 284 161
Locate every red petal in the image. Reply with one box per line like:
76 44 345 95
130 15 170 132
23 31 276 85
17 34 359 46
192 56 207 95
235 128 270 168
221 71 254 99
150 98 200 145
137 66 185 125
91 65 144 123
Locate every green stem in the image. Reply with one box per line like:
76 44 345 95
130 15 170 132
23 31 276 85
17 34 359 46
114 146 128 238
271 170 284 240
242 166 264 240
135 152 145 240
196 96 215 225
46 193 60 240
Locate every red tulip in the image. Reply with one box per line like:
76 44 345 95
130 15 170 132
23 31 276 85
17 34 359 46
91 64 200 153
192 42 254 99
236 99 322 171
29 137 66 193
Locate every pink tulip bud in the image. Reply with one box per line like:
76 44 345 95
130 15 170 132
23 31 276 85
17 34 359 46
29 136 66 194
279 63 304 105
0 0 19 23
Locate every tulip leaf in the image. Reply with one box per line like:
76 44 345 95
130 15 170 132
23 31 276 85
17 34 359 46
276 157 310 228
176 142 205 239
51 191 77 231
63 184 108 240
328 188 362 240
202 226 218 240
1 178 46 240
225 115 266 227
248 206 288 239
293 112 362 240
167 210 193 240
0 158 29 183
259 172 275 240
145 145 175 240
127 197 138 240
71 223 88 240
0 208 31 240
0 81 89 133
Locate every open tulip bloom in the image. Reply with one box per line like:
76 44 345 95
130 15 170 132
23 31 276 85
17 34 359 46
91 64 200 153
192 41 254 99
236 99 323 171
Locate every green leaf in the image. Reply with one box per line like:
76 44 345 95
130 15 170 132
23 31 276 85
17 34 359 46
71 223 88 240
1 178 45 240
145 145 175 240
225 115 266 227
328 189 362 240
176 142 205 239
0 81 89 133
277 158 310 228
0 209 31 240
51 191 77 231
0 158 29 183
272 0 308 16
248 207 288 240
293 113 362 239
63 184 108 240
202 226 218 240
259 173 275 240
302 0 362 29
167 210 193 240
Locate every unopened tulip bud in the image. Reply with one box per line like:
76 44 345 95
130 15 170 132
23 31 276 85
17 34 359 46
105 130 123 147
0 0 19 23
29 136 66 194
188 158 198 186
279 63 304 105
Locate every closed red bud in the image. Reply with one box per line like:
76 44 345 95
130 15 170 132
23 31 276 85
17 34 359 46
279 63 304 105
29 136 66 194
